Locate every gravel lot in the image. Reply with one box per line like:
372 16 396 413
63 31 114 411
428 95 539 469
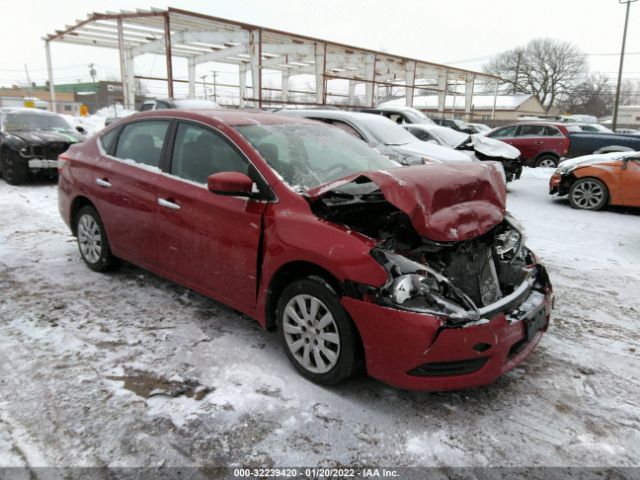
1 168 639 470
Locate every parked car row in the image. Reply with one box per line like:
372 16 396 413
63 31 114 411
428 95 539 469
50 108 554 391
485 121 640 167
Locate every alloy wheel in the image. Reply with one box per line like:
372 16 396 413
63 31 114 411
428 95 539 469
571 180 605 209
538 158 557 168
282 294 341 374
77 214 102 263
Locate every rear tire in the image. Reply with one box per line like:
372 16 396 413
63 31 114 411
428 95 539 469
569 178 608 211
76 205 117 272
276 277 360 385
535 155 559 168
1 151 29 185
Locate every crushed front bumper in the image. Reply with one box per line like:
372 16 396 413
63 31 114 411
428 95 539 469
342 274 552 391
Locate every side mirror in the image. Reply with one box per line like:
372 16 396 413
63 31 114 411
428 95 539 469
207 172 254 196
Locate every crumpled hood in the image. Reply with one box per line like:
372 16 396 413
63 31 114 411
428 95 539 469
469 134 520 160
308 162 507 242
9 130 83 145
558 151 637 172
395 140 473 163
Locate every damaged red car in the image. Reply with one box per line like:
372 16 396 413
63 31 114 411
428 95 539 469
58 110 553 391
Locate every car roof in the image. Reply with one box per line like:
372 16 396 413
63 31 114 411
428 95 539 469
499 121 566 128
279 109 394 123
122 109 320 127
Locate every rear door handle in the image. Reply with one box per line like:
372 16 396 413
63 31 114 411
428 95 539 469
96 178 111 188
158 198 181 210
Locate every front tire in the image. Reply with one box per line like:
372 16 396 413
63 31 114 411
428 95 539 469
276 277 360 385
76 205 117 272
1 151 29 185
535 155 559 168
569 178 608 211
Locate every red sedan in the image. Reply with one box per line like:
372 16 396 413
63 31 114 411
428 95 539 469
58 110 552 391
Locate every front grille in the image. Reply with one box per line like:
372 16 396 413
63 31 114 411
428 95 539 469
43 143 70 159
408 357 489 377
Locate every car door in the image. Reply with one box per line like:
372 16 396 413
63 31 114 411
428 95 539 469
154 121 268 308
504 124 551 161
620 158 640 206
93 119 170 267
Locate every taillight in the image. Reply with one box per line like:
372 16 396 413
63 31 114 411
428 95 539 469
58 154 70 172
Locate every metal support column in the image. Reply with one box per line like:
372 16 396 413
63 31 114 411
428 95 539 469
117 18 130 108
281 69 289 102
164 13 174 98
249 30 261 107
437 70 448 119
44 40 56 112
464 74 475 121
348 80 356 105
364 54 375 107
491 81 498 120
188 58 196 98
239 63 247 108
315 42 326 104
405 61 416 108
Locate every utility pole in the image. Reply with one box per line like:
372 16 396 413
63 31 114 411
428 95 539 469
613 0 637 131
210 70 218 102
200 74 207 99
513 50 522 95
24 64 32 97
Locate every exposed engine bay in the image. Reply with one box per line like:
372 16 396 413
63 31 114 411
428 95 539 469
312 180 549 325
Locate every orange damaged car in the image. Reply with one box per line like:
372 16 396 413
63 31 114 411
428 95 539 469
549 152 640 210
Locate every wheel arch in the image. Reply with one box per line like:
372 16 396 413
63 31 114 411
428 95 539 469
69 196 98 236
264 261 346 332
535 151 560 161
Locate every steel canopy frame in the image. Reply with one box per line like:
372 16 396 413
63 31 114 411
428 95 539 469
43 7 502 116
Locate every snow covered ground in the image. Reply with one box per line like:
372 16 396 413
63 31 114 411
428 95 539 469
0 168 639 469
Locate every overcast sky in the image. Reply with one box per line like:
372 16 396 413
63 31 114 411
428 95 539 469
1 0 639 93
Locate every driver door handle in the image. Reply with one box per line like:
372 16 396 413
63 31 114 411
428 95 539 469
158 198 181 211
96 178 111 188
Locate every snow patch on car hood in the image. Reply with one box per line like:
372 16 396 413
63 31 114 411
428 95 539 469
308 163 507 242
558 151 638 172
470 134 520 159
395 141 473 163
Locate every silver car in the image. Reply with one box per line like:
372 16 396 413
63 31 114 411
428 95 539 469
277 110 473 165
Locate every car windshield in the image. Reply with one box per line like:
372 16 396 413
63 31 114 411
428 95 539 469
2 112 73 133
430 126 470 148
400 108 436 125
358 116 418 145
236 123 398 191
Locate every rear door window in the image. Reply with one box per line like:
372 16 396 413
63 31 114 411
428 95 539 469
545 126 563 137
518 125 547 137
114 120 170 168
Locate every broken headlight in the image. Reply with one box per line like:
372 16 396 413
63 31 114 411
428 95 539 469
495 213 526 261
372 249 479 322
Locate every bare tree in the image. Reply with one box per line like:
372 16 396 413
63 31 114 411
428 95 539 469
484 38 588 112
621 79 640 106
558 73 613 118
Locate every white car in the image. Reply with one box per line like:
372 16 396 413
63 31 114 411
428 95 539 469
403 123 524 182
